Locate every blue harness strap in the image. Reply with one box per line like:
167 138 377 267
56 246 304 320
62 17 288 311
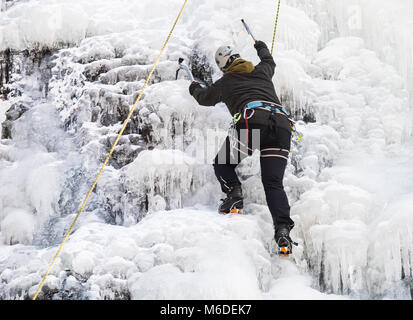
246 101 263 109
246 100 290 116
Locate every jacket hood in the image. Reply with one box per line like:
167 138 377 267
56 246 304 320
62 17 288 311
225 59 255 74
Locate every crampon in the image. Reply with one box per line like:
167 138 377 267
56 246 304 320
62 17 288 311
219 207 244 215
277 235 298 257
218 185 243 215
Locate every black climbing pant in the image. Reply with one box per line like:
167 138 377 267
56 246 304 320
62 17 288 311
213 115 294 229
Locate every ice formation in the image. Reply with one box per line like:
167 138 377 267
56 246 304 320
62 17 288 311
0 0 412 299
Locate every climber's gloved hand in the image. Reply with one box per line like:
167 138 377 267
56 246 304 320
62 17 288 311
254 40 267 50
189 81 202 96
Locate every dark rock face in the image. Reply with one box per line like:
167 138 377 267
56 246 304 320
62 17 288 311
189 47 213 86
1 102 28 139
1 48 53 138
0 48 12 99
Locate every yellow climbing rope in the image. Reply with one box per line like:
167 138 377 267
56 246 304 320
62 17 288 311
32 0 189 300
270 0 281 55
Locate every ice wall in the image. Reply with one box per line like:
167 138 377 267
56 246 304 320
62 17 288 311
289 0 413 104
0 0 413 299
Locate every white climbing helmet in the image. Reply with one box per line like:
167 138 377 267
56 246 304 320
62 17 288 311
215 45 241 71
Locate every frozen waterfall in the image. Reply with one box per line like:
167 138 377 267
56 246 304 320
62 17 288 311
0 0 412 300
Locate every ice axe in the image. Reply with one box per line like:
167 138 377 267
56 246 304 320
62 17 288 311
241 19 257 43
175 57 194 81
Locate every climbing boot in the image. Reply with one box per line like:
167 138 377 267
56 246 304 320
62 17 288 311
219 185 243 214
275 224 297 256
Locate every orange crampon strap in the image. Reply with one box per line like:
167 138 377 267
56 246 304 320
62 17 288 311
279 246 291 256
219 208 244 215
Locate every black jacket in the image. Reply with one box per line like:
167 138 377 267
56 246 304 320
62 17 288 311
189 41 281 116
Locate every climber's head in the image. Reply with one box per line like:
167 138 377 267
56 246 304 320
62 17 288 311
215 45 241 72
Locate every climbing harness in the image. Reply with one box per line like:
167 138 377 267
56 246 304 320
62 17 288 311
271 0 282 55
228 100 302 161
32 0 189 301
243 101 303 142
232 101 303 143
243 101 298 137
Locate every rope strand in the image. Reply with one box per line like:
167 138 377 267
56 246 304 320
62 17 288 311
271 0 281 55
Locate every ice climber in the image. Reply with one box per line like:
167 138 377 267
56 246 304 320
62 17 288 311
188 40 296 254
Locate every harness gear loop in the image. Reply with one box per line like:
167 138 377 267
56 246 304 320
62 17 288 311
271 0 282 55
32 0 189 301
233 112 242 124
243 108 255 143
